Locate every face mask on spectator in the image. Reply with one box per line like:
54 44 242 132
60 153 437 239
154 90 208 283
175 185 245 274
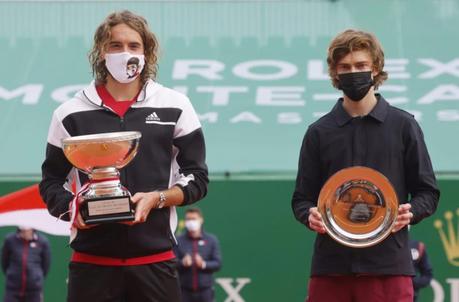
185 219 202 232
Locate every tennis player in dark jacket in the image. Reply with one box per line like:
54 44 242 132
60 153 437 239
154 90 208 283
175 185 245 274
292 29 439 302
39 10 208 302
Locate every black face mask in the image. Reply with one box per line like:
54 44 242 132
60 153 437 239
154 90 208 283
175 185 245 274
337 71 373 102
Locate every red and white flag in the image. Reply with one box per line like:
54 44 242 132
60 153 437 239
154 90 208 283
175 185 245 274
0 185 70 236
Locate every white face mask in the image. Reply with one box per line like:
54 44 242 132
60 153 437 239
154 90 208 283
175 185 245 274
105 52 145 83
185 219 202 232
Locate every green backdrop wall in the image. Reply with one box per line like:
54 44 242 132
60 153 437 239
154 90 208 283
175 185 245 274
1 177 458 302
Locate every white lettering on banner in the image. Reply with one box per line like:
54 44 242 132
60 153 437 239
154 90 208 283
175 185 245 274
177 84 458 109
430 278 459 302
418 58 459 78
198 112 218 123
438 110 459 121
171 58 459 81
406 110 423 122
379 85 407 93
431 279 445 302
0 84 43 105
447 278 459 302
230 111 261 124
2 81 458 124
385 97 409 105
417 84 459 104
172 60 224 80
232 60 297 80
313 93 341 101
378 85 407 93
256 86 305 106
308 59 411 80
171 59 362 81
214 277 457 301
278 112 302 124
197 86 249 106
51 85 86 103
385 59 411 79
313 112 328 118
216 278 251 302
172 86 188 95
196 110 456 124
379 85 409 104
307 60 329 80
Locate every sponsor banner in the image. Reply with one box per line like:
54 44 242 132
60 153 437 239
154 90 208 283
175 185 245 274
0 1 458 175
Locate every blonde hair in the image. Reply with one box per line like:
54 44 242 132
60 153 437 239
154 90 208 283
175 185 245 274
327 29 388 89
88 10 160 84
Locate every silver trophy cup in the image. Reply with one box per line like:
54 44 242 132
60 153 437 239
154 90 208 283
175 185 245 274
62 131 141 224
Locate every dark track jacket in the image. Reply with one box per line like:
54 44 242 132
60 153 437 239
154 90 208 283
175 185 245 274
175 231 222 290
1 231 51 292
39 80 209 258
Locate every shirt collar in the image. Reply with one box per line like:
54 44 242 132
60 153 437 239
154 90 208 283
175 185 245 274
333 94 389 127
187 231 204 240
81 79 160 106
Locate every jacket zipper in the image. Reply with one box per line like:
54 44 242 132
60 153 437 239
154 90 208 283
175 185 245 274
192 239 199 291
119 113 130 260
119 114 128 189
119 116 125 130
100 104 130 259
20 239 29 297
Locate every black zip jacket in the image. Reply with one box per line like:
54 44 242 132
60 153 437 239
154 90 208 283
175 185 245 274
39 80 209 258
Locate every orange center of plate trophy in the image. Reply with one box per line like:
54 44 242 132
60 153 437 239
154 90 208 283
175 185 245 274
329 183 386 234
318 166 398 244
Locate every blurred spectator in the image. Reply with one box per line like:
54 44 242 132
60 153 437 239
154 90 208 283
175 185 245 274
1 227 51 302
410 239 433 302
175 208 222 302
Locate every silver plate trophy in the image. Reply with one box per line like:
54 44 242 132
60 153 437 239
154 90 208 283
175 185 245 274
62 131 142 225
317 166 399 248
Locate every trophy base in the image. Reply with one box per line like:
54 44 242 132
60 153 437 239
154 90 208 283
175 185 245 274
84 213 135 225
80 195 135 225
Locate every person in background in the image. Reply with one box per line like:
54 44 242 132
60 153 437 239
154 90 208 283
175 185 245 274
410 238 433 302
1 227 51 302
175 208 222 302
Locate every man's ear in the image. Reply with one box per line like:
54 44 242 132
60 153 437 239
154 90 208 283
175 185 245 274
371 67 379 78
99 45 107 62
335 72 340 82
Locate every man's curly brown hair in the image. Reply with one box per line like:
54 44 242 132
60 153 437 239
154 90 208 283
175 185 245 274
88 10 159 84
327 29 388 90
